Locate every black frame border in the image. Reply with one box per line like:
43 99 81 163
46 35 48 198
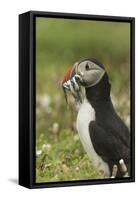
19 11 135 189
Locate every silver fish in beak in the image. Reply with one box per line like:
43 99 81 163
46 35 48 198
62 63 83 104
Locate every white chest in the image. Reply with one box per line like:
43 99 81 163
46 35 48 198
76 99 110 177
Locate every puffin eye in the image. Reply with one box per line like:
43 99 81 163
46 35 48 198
85 63 90 71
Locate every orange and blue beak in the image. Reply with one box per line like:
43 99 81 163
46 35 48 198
63 64 76 84
62 63 82 104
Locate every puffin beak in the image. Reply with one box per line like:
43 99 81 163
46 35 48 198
62 64 77 86
62 63 82 104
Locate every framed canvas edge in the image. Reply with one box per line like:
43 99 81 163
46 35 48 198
19 12 32 188
19 10 135 189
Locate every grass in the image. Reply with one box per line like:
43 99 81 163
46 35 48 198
36 17 130 183
36 129 101 182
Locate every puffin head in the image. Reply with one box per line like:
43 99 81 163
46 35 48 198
75 58 105 88
62 58 108 103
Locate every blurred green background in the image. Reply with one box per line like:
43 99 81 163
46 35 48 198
36 17 130 183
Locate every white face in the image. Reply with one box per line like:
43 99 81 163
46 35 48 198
76 60 105 87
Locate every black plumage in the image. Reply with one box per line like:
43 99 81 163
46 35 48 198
86 72 130 177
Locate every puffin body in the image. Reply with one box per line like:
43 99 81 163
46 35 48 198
76 98 110 177
62 58 130 178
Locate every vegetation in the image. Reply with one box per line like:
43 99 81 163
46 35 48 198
36 17 130 183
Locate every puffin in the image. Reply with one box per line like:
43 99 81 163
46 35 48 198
62 58 130 178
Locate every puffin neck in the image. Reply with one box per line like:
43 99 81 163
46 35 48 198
85 73 111 103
